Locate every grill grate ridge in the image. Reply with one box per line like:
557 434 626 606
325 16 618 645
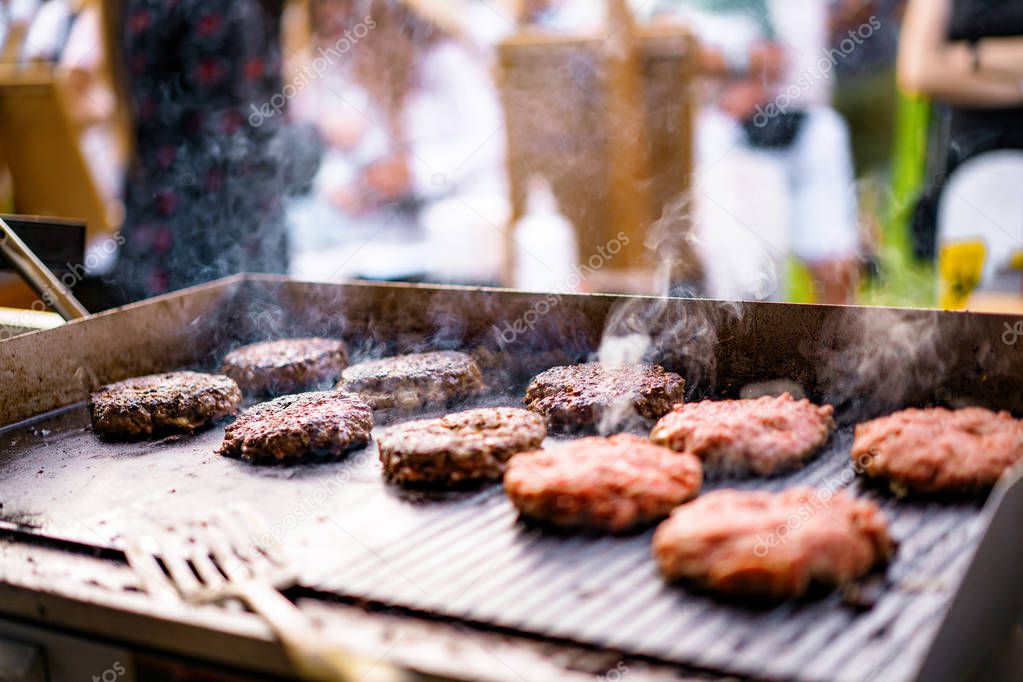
313 421 985 681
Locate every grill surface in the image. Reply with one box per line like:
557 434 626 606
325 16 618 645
319 423 986 682
0 396 986 682
2 277 1021 682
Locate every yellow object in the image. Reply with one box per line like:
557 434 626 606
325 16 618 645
0 306 64 340
1009 249 1023 272
0 67 120 242
938 240 986 310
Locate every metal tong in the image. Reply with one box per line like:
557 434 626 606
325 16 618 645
0 215 88 320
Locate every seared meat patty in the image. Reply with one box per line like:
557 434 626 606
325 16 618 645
852 406 1023 494
218 391 373 462
652 487 893 599
222 337 348 396
503 434 702 533
377 407 546 485
337 351 485 410
89 371 241 438
650 393 835 477
524 363 685 433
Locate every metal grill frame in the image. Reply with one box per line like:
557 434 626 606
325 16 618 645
0 274 1021 681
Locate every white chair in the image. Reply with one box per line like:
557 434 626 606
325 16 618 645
938 150 1023 295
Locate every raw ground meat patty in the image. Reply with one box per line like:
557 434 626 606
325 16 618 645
89 371 241 438
337 351 485 410
377 407 546 485
851 406 1023 494
650 393 835 476
218 391 373 462
652 487 893 599
503 434 703 533
221 337 348 396
524 363 686 432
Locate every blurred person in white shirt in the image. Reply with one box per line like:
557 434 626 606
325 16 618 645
288 0 395 248
287 0 508 283
649 0 861 303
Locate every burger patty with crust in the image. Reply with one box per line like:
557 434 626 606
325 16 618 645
524 363 686 433
377 407 546 485
89 371 241 438
337 351 485 410
218 391 373 462
221 337 348 396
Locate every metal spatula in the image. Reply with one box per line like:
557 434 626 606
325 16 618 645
123 505 413 682
0 216 88 321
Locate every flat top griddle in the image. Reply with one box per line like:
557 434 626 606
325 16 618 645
1 276 1021 682
0 394 988 682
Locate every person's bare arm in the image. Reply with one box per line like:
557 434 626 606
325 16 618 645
898 0 1023 107
976 37 1023 80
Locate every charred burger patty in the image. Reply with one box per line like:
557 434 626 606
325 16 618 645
377 407 546 485
221 337 348 396
89 371 241 439
524 363 686 432
852 406 1023 494
337 351 485 410
650 393 835 477
503 434 703 533
652 487 893 599
218 391 373 462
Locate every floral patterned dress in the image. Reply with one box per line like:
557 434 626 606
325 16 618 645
114 0 317 300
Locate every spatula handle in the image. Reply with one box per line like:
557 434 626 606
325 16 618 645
235 580 413 682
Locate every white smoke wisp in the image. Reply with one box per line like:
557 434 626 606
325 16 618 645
594 300 655 433
809 308 947 411
593 194 745 433
598 333 652 368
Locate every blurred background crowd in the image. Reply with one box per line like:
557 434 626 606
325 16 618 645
0 0 1022 315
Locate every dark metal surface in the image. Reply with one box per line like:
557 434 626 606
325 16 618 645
1 276 1022 682
0 216 89 320
0 215 85 273
0 404 988 682
320 427 987 682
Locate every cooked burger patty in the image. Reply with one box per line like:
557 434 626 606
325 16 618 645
222 337 348 396
852 406 1023 494
377 407 546 485
337 351 485 410
218 391 373 462
524 363 686 432
652 487 893 599
89 371 241 438
503 434 703 533
650 393 835 477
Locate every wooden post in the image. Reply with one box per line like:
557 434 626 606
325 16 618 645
497 16 696 292
600 0 653 270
